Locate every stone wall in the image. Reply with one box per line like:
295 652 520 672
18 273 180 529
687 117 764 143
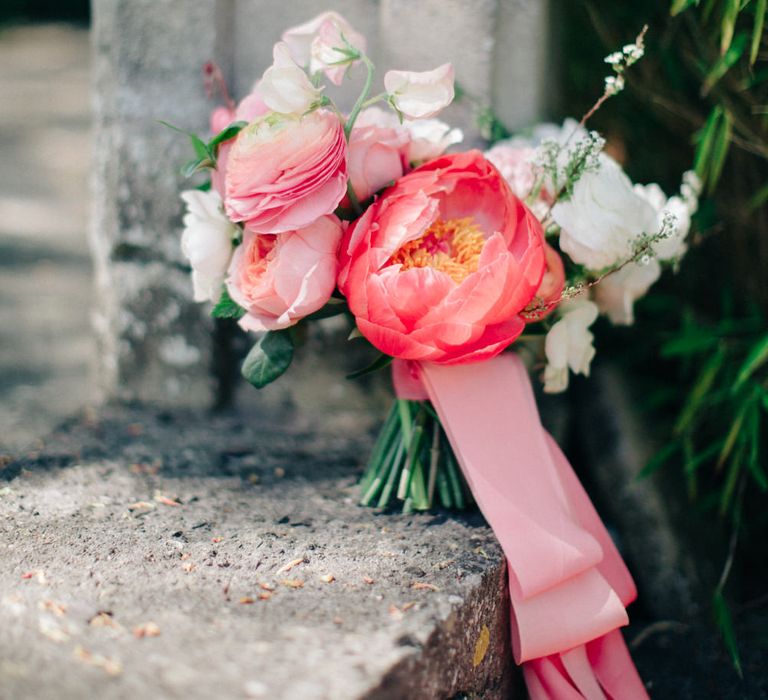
90 0 550 411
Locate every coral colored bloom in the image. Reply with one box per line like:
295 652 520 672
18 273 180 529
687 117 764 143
384 63 455 120
338 151 546 364
524 243 565 322
226 215 343 332
348 107 410 201
224 109 347 234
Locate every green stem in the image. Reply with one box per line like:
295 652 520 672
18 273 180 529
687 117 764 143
359 403 399 495
397 408 426 500
378 435 406 508
426 420 440 509
344 54 375 140
360 92 387 110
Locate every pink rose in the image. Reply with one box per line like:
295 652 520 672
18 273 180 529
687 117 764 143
338 151 546 365
348 107 411 201
226 215 343 332
224 109 348 234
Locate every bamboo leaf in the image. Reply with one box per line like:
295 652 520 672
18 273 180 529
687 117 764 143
670 0 699 16
717 402 749 467
694 107 722 183
703 33 747 95
751 0 766 64
708 109 734 192
675 348 726 434
748 181 768 210
713 591 743 677
639 441 681 479
721 0 742 55
746 400 767 490
733 332 768 390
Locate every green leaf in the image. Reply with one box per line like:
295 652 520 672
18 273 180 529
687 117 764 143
661 333 717 357
208 121 247 154
708 109 733 193
717 402 749 467
675 347 726 434
751 0 766 64
703 33 747 95
670 0 699 16
713 591 743 677
639 440 680 479
346 353 393 380
748 181 768 210
181 156 216 178
241 330 294 389
211 287 246 320
721 0 741 55
745 399 767 490
694 107 722 182
158 120 212 161
733 332 768 391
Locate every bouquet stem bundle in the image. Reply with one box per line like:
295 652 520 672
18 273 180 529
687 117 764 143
359 400 473 512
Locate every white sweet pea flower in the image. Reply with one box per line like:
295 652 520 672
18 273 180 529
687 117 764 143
552 155 657 270
384 63 455 120
282 11 365 85
180 189 237 303
256 42 321 115
543 300 599 393
633 183 690 261
309 15 366 85
594 259 661 326
404 118 463 163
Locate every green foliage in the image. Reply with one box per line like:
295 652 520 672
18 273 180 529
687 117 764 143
160 119 247 179
241 330 294 389
211 287 246 320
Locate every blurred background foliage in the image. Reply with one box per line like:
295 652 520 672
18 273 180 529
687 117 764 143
0 0 89 24
552 0 767 670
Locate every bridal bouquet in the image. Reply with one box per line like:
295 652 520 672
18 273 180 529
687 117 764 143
171 11 699 699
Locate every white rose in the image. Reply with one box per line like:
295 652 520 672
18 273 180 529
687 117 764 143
384 63 455 120
256 42 321 115
404 118 463 163
552 155 657 270
634 177 698 262
543 300 599 393
180 189 237 303
594 259 661 325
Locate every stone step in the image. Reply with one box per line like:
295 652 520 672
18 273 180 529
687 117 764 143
0 405 516 700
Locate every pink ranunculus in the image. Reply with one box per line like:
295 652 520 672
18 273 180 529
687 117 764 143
348 107 411 201
523 243 566 322
224 109 348 234
338 151 546 365
210 92 270 199
226 215 343 332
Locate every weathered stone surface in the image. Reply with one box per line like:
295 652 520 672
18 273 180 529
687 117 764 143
0 404 514 700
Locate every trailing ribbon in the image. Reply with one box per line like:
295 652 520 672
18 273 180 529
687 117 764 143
394 355 648 699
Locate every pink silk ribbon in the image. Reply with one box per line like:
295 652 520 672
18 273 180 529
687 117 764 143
394 355 649 699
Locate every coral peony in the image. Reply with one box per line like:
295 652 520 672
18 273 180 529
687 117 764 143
226 215 343 332
338 151 546 364
523 243 565 322
224 109 347 234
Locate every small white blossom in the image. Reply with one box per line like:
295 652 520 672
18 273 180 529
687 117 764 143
384 63 455 120
594 260 661 325
604 74 625 96
604 51 623 65
553 154 658 270
543 300 599 393
180 189 237 303
256 42 322 114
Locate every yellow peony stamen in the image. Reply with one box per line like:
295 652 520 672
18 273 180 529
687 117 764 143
389 217 486 284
